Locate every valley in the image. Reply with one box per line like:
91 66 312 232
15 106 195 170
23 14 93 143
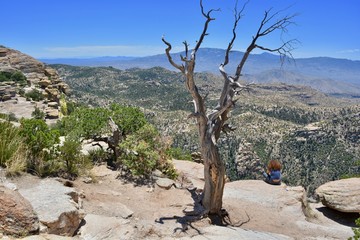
51 63 360 195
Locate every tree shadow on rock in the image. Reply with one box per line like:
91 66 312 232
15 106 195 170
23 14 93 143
155 188 249 235
155 188 205 234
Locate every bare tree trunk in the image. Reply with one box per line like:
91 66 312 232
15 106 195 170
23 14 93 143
162 0 296 217
201 136 225 214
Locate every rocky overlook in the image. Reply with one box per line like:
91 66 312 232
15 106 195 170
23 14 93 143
0 48 359 239
0 46 69 121
0 161 358 239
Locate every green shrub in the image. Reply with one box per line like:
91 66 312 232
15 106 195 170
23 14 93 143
59 103 147 141
19 118 60 176
58 138 90 178
19 118 60 156
66 101 77 115
88 148 110 164
110 104 147 136
31 106 45 120
25 89 44 101
60 107 110 139
166 147 192 161
11 71 27 85
349 217 360 240
0 71 27 85
119 124 177 179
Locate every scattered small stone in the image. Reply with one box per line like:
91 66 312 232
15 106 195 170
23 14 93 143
156 178 175 190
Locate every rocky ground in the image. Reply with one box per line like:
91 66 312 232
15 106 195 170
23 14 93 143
1 160 357 240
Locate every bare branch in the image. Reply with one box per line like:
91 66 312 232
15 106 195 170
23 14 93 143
162 36 185 72
218 0 249 115
233 7 297 80
259 14 296 37
222 0 249 68
194 0 219 53
255 39 299 64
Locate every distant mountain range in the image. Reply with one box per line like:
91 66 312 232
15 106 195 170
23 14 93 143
39 48 360 97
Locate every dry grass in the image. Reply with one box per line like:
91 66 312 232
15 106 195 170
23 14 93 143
0 121 28 176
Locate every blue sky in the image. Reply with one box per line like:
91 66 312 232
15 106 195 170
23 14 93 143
1 0 359 60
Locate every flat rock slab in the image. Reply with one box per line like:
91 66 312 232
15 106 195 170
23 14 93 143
316 178 360 213
19 179 84 236
79 214 133 240
224 180 305 209
87 198 134 219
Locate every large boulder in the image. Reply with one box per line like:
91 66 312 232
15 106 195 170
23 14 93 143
18 179 85 236
315 178 360 213
0 185 39 236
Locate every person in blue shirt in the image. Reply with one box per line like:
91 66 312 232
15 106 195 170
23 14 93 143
262 159 282 185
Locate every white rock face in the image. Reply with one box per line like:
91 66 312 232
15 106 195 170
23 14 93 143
19 179 84 236
316 178 360 213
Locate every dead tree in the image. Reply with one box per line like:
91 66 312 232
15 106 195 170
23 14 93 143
162 0 296 217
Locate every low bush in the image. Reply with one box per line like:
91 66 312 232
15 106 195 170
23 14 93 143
88 148 110 164
31 106 45 120
119 124 178 179
349 217 360 240
0 71 27 85
58 138 91 179
166 147 192 161
19 118 60 176
25 89 44 101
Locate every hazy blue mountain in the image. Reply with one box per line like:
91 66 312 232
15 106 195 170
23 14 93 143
243 69 360 98
39 56 136 66
40 48 360 96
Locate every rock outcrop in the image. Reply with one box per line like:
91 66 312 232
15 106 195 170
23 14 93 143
18 179 84 236
0 46 69 121
1 161 355 239
316 178 360 213
0 185 39 236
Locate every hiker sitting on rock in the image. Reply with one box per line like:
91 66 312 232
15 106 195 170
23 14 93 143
262 159 282 185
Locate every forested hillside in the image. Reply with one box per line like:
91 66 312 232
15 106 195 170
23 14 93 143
53 64 360 194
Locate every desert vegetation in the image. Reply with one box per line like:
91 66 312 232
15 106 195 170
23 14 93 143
349 217 360 240
51 63 360 195
0 71 27 86
0 102 183 180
